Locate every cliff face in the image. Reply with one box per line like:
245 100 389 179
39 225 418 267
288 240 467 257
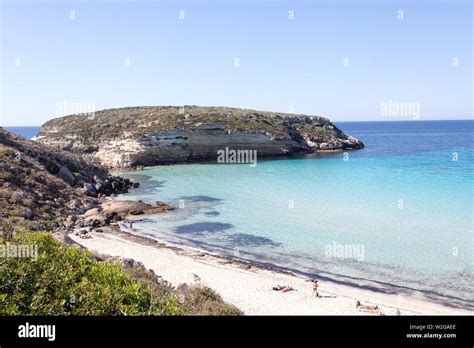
0 128 136 230
36 106 364 168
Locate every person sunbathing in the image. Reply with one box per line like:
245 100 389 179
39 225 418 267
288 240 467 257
272 285 295 292
356 301 383 315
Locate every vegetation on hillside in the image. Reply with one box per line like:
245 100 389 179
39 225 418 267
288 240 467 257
0 142 85 231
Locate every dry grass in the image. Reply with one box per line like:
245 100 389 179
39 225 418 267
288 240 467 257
39 105 336 141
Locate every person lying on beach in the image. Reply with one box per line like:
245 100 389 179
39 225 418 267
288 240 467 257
356 301 383 315
272 285 295 293
311 279 319 298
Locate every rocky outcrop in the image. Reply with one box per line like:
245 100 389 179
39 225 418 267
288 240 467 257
36 106 364 168
77 200 173 229
0 128 137 196
0 128 138 230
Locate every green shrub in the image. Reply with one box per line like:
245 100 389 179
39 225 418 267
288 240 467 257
181 285 242 316
0 230 181 315
0 230 241 316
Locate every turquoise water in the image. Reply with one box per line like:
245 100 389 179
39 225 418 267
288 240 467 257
116 121 473 309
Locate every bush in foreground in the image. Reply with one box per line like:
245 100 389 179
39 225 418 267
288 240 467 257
0 230 241 315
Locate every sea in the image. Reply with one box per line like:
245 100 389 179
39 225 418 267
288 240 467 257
3 127 41 139
6 121 473 309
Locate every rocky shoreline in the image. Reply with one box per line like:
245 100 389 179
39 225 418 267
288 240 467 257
70 199 173 233
0 128 141 231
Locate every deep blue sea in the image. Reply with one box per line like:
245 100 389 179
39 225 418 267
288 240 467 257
4 126 41 139
116 120 473 309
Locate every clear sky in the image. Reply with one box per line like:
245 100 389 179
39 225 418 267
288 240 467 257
0 0 472 126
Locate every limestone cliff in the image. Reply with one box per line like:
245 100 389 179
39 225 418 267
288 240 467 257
36 106 364 168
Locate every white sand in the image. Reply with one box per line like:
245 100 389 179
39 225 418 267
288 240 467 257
70 228 471 315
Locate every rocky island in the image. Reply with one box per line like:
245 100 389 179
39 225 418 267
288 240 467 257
36 106 364 168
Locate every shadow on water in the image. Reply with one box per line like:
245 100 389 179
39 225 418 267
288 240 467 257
178 195 222 203
155 195 223 222
228 233 282 247
175 222 233 235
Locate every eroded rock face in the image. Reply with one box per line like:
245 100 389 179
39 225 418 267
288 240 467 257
0 129 138 195
0 128 139 230
36 106 364 168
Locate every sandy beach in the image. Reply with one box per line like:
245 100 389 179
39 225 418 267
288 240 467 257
68 225 471 316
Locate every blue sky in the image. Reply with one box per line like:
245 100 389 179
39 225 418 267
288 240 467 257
0 0 472 126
